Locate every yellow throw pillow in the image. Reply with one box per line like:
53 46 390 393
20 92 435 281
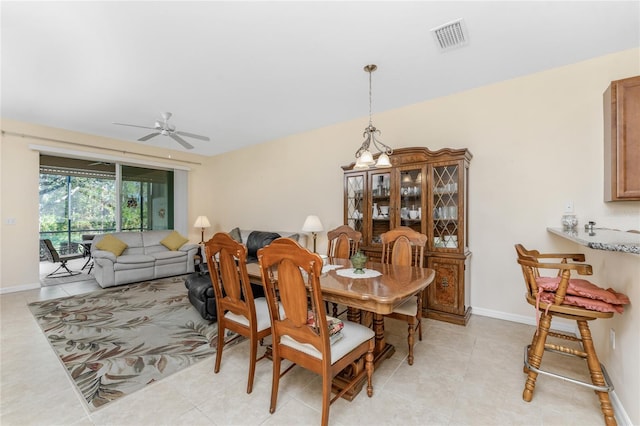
160 231 189 251
95 234 128 256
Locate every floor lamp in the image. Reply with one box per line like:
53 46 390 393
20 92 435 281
302 215 323 253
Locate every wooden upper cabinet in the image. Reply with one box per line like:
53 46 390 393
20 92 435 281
604 75 640 201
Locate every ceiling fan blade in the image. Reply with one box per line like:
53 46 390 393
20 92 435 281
138 132 160 141
113 122 157 130
170 134 194 149
175 131 210 141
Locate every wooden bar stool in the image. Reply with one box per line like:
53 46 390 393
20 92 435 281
515 244 630 426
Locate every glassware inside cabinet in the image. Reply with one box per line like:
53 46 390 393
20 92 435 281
399 169 423 233
346 175 364 233
432 165 459 249
371 172 390 244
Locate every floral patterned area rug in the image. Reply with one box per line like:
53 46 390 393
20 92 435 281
28 277 218 410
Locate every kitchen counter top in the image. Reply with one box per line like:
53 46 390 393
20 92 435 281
547 227 639 255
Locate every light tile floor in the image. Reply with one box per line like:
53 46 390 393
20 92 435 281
1 270 608 426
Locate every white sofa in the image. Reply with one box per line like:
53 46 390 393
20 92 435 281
92 230 199 288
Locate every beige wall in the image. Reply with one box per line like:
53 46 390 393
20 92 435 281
1 48 638 422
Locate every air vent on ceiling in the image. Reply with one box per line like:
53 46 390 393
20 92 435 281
431 18 468 51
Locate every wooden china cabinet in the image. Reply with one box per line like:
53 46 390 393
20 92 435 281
342 147 472 325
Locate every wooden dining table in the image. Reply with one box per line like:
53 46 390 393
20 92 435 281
245 257 435 399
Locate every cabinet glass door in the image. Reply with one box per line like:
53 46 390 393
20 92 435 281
370 172 391 244
346 175 364 234
432 165 459 249
399 168 423 233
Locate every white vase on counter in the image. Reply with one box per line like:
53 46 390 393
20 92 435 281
561 214 578 230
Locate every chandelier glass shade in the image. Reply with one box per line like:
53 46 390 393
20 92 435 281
354 64 393 169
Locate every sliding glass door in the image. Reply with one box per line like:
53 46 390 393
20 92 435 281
121 165 173 231
40 157 117 254
39 156 174 256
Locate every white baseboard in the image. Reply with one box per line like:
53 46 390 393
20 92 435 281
610 391 633 426
0 282 41 294
471 306 576 333
472 307 632 426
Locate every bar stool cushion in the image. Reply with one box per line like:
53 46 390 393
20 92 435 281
538 291 625 313
536 277 630 313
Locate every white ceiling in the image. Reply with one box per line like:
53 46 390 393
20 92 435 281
2 1 638 157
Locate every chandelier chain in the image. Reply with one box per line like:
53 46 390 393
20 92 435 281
369 68 373 127
354 64 393 168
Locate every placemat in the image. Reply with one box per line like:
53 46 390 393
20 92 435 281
322 264 344 274
335 268 382 279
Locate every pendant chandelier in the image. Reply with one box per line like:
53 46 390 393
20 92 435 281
354 64 393 169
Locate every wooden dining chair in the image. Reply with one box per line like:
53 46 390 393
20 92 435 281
326 225 362 316
515 244 629 426
258 238 374 426
204 232 272 394
380 227 428 365
327 225 362 258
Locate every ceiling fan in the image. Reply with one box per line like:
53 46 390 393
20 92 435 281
113 112 210 150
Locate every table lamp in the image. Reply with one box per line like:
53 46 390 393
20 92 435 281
302 215 323 253
193 215 211 244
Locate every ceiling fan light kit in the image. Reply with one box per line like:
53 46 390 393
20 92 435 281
113 112 210 150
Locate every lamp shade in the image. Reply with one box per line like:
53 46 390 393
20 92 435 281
359 150 375 166
375 153 392 168
354 157 370 170
302 215 324 232
193 216 211 228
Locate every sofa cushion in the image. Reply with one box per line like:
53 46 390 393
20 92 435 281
229 227 242 243
160 230 189 251
107 232 145 249
113 254 155 271
116 254 155 264
287 233 300 242
246 231 281 263
152 251 187 266
95 234 128 256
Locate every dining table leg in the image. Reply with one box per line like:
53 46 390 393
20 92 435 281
373 313 387 354
332 307 395 401
348 307 393 359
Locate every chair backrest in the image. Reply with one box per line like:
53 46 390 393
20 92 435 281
204 232 257 326
258 238 330 356
380 227 427 267
40 239 60 263
514 244 543 298
326 225 362 259
514 243 593 306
